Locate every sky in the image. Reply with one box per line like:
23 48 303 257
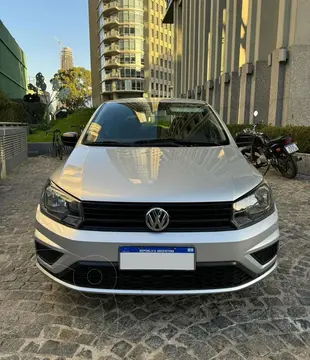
1 0 90 92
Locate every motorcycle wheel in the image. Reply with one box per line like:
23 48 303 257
277 152 298 179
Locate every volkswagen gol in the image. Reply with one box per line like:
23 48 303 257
34 99 279 295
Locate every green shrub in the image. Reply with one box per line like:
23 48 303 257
0 90 26 122
227 124 310 154
28 107 97 142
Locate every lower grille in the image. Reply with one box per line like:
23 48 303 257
50 262 253 291
251 241 279 265
35 241 63 265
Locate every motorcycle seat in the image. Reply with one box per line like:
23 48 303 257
268 136 286 146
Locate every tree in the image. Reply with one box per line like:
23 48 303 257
27 72 69 122
52 67 91 111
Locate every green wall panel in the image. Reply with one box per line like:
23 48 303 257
0 21 27 99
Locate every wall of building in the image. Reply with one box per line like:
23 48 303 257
166 0 310 126
0 21 27 99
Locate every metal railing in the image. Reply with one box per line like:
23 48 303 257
104 72 121 80
103 16 119 25
104 57 120 66
0 123 28 179
103 1 119 11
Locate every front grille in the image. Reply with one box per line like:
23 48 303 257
35 241 63 265
49 262 253 291
251 241 279 265
80 201 234 232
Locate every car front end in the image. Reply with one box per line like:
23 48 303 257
34 99 279 295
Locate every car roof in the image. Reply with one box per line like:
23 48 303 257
104 98 208 106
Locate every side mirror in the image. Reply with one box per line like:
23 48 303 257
61 132 79 147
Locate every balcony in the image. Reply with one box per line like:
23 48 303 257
103 16 119 29
104 30 120 42
103 44 120 56
102 1 120 16
104 57 120 68
104 71 121 80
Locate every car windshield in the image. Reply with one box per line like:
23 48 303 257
82 99 230 147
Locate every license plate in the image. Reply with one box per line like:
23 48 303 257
119 246 195 271
285 143 299 154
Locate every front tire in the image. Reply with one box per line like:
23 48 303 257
277 152 298 179
57 146 64 160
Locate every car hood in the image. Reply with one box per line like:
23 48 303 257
51 144 263 202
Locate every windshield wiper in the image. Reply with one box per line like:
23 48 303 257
133 139 221 147
83 141 132 147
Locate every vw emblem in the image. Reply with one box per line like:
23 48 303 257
145 208 170 232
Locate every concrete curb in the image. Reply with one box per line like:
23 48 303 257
298 153 310 176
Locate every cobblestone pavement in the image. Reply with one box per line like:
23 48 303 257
1 157 310 360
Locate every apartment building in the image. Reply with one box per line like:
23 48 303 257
164 0 310 126
61 47 74 71
88 0 174 106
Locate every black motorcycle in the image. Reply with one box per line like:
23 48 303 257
235 122 301 179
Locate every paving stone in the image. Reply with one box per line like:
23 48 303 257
0 338 26 352
269 352 299 360
39 340 79 357
287 307 307 318
209 334 232 353
127 344 151 360
158 324 178 340
279 333 306 348
145 336 165 349
21 341 40 353
294 319 310 331
221 326 248 343
215 350 245 360
111 340 133 358
186 325 209 340
190 341 217 359
76 348 93 359
272 319 299 333
1 152 310 360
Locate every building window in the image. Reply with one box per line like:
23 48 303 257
160 84 163 91
160 59 163 66
161 46 163 53
156 70 159 78
164 60 167 67
156 18 159 25
164 85 167 92
151 83 154 89
152 29 154 37
164 73 167 80
156 83 158 90
160 71 163 79
156 44 159 52
156 3 158 11
152 43 154 51
168 61 171 69
156 31 159 38
161 5 163 13
169 73 172 81
151 69 154 77
161 33 163 40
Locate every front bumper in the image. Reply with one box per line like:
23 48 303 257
34 205 280 295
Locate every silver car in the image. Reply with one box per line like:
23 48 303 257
34 98 279 295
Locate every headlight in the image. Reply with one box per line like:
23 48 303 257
41 181 82 228
233 184 274 228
